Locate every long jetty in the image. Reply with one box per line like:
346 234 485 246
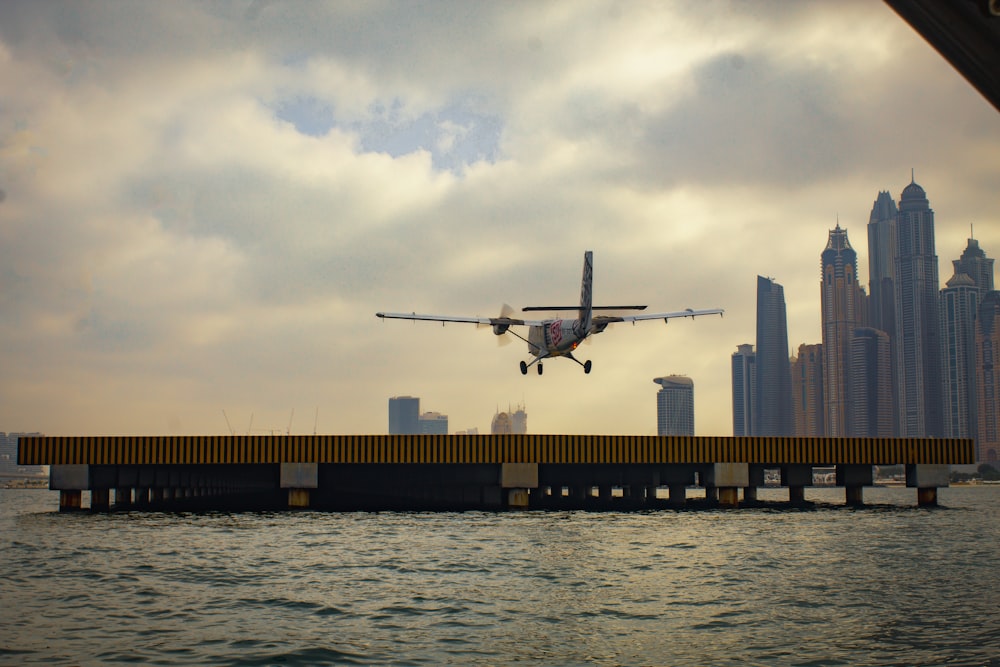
18 434 974 511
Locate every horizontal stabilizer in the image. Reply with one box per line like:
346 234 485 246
522 305 647 312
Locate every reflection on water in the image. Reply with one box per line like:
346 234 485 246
2 487 999 666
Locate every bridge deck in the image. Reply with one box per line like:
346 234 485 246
19 434 975 466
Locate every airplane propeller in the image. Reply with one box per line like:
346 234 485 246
476 304 515 346
496 303 514 346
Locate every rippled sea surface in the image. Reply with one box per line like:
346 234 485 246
2 486 999 666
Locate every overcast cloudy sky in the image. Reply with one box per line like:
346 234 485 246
1 1 997 437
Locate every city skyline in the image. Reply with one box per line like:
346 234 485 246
1 2 998 438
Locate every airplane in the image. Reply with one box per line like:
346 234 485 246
376 251 723 375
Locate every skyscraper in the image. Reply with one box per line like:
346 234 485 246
491 404 528 434
953 235 995 293
821 224 867 436
755 276 793 435
867 190 899 435
868 190 899 328
849 328 893 437
654 375 694 436
419 412 449 435
940 272 981 440
894 176 943 437
731 344 755 436
791 343 824 437
388 396 420 434
975 291 1000 463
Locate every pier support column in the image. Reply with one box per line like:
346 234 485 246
743 486 758 503
50 465 90 512
116 487 132 507
507 489 530 508
706 463 748 508
59 490 83 511
281 463 318 509
783 465 812 505
907 464 950 507
845 486 864 506
667 484 686 506
837 465 873 507
917 487 938 507
91 488 111 511
718 487 739 507
500 463 538 510
287 488 311 508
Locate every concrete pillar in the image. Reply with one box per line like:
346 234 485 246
667 484 686 506
50 465 90 512
281 463 318 509
91 488 111 511
507 488 530 509
718 487 739 507
59 490 83 512
917 487 938 507
837 465 873 506
907 465 949 507
706 463 748 508
845 486 864 506
287 488 311 508
743 486 758 502
116 487 132 507
500 463 538 489
599 486 612 502
645 485 658 502
783 465 812 505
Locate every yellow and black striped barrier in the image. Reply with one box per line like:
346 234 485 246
18 434 975 466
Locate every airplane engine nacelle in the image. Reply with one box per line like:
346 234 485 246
592 321 611 334
493 323 510 335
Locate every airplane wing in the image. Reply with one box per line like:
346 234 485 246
594 307 724 325
376 312 548 326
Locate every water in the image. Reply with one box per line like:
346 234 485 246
2 487 999 666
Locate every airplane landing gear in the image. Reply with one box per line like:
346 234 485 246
584 360 592 374
537 363 543 375
520 361 528 375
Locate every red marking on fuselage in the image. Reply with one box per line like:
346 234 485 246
549 320 563 347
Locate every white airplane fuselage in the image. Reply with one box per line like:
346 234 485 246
527 320 586 359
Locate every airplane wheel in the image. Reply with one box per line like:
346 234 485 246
520 361 528 375
584 360 592 374
537 363 543 375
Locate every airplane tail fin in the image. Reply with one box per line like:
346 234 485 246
576 251 593 335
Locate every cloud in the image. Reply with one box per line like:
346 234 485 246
0 1 997 437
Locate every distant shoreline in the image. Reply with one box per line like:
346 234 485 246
0 478 49 489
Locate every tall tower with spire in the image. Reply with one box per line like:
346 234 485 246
942 235 996 444
953 233 995 293
867 190 899 435
894 174 943 437
867 191 898 334
940 272 980 440
821 224 867 436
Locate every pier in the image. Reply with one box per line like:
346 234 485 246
18 434 974 511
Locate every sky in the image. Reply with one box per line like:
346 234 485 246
1 1 998 438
